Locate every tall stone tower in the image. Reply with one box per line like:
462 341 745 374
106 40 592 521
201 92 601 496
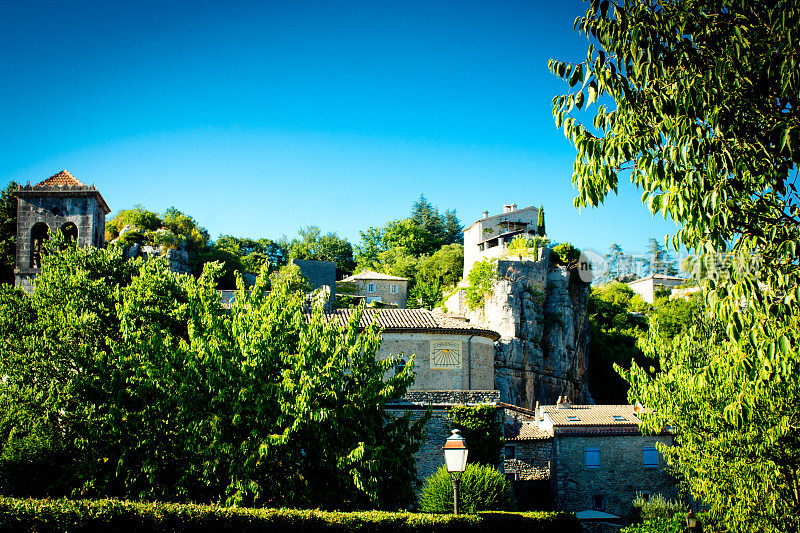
14 170 110 292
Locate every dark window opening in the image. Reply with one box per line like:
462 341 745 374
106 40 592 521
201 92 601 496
60 222 78 243
30 222 49 268
504 445 516 460
592 494 605 511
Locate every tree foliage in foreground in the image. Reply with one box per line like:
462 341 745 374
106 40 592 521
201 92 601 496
552 1 800 531
0 240 425 509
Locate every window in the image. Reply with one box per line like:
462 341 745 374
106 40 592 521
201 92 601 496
585 447 599 469
567 415 581 422
504 445 516 460
366 283 375 293
643 446 659 468
395 358 406 376
592 494 605 511
391 284 398 294
612 415 627 422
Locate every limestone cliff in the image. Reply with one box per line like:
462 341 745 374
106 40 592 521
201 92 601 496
446 249 591 409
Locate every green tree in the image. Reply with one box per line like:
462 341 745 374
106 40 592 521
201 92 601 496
448 405 504 467
552 1 800 531
411 195 446 249
587 282 650 403
645 237 677 276
0 242 426 509
0 182 18 285
442 209 463 245
288 226 355 277
536 205 546 237
354 226 385 271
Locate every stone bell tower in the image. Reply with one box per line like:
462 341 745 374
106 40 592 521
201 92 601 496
14 170 110 292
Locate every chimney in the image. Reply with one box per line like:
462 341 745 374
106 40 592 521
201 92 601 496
557 395 571 409
535 401 541 421
503 204 517 213
483 210 489 218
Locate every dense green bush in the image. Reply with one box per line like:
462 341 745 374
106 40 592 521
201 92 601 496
418 465 514 514
465 258 498 310
550 243 581 265
0 497 579 533
447 406 503 467
621 514 687 533
629 493 684 524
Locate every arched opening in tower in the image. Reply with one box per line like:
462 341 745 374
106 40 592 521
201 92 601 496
30 222 50 268
60 222 79 243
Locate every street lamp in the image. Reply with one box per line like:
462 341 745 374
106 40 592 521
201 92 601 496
686 509 699 532
443 429 469 515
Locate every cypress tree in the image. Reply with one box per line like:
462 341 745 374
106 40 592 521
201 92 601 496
536 205 546 237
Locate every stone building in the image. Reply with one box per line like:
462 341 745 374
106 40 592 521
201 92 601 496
321 308 499 391
339 270 409 307
462 203 539 280
321 308 502 482
504 403 677 521
548 405 676 521
14 170 110 292
626 274 687 304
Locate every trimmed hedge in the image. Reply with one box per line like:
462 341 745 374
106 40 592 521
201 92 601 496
0 497 579 533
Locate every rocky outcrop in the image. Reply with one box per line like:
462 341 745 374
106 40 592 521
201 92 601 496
446 249 590 409
111 225 192 275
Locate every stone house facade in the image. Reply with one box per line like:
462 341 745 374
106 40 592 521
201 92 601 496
322 308 502 483
502 403 677 520
462 203 539 280
626 274 687 304
340 270 409 307
321 308 499 391
14 171 110 292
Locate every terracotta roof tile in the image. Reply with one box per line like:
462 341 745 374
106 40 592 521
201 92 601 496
34 170 85 188
319 308 500 339
505 420 551 440
341 270 409 282
542 404 641 427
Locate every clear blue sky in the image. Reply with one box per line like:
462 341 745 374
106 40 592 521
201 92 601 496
1 0 679 258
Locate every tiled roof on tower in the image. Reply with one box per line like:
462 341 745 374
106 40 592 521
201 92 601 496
34 170 86 188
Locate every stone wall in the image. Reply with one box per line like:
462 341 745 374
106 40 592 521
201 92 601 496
291 259 336 304
378 333 495 391
387 395 503 484
450 250 591 409
552 433 678 520
505 440 551 481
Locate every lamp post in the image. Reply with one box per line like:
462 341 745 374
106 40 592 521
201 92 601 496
686 509 699 532
443 429 469 515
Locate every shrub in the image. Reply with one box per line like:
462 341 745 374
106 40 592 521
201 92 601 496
465 259 498 310
0 496 579 533
622 514 687 533
418 464 515 514
551 243 581 265
629 493 684 523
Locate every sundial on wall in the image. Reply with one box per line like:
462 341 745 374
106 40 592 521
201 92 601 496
430 340 462 369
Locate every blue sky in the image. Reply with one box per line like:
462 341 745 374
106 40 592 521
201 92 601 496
1 0 679 258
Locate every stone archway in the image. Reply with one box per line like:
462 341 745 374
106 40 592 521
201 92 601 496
60 222 78 243
30 222 49 268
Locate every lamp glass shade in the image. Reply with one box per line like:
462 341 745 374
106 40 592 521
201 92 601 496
686 511 697 528
443 429 469 473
